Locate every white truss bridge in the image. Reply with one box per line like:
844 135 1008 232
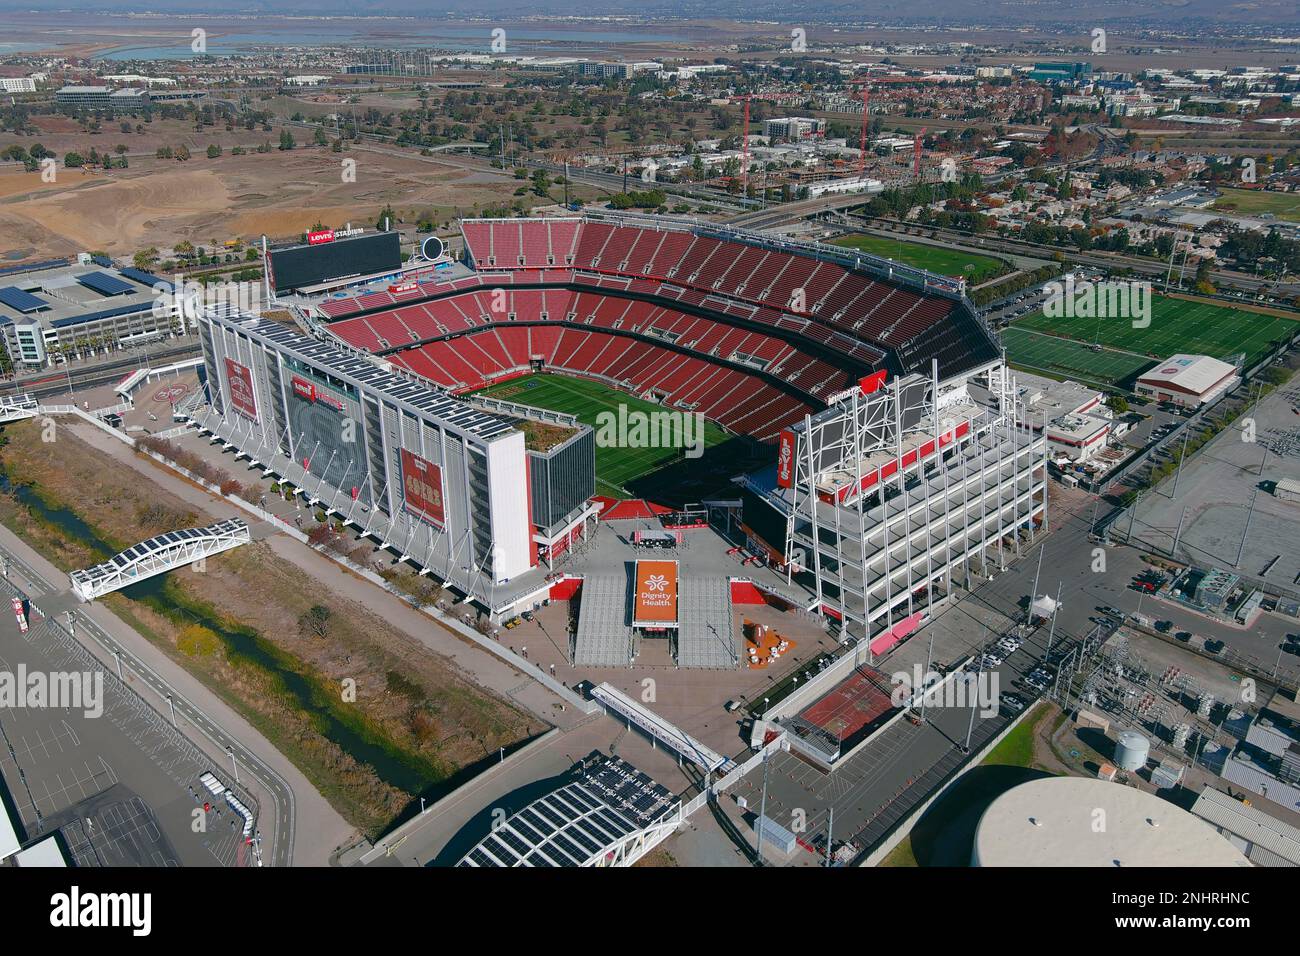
70 518 251 601
0 394 39 424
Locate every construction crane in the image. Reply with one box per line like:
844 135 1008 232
858 83 871 178
913 126 927 182
739 93 753 197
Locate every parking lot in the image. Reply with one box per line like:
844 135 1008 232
0 593 254 867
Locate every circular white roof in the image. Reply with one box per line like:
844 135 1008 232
973 777 1250 867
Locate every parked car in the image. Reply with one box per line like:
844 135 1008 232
1000 693 1026 714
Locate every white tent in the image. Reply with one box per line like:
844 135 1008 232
1031 594 1059 620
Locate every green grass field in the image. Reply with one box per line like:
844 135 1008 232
1001 327 1156 388
1007 294 1299 386
474 373 730 497
1211 188 1300 223
832 233 1006 284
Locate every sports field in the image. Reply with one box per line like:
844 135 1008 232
1001 327 1155 388
1008 294 1299 386
1211 188 1300 223
474 373 730 497
832 233 1006 284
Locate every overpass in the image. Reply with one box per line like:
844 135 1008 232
70 518 251 601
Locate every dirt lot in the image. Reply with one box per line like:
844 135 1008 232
0 136 519 260
0 418 537 835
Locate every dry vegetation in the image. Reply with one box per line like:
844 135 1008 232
0 419 539 835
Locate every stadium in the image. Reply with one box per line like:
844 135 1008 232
191 212 1047 663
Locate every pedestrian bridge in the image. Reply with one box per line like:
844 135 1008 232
0 394 38 424
70 517 251 601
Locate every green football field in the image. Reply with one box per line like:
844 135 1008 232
832 233 1006 284
1001 327 1156 388
474 373 730 497
1009 294 1299 386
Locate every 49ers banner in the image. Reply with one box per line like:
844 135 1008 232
224 358 258 422
400 449 445 528
776 430 795 488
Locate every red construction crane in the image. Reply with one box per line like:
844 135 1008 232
913 126 927 181
740 93 752 197
858 84 871 178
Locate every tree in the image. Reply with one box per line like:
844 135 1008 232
298 604 332 639
278 129 296 151
206 144 222 158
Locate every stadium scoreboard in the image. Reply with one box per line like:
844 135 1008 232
267 230 402 292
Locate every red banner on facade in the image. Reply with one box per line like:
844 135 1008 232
224 358 258 421
291 376 316 402
776 430 795 488
400 448 445 528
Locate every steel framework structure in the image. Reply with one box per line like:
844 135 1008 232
780 362 1047 643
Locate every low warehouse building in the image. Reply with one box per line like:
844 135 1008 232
1135 354 1238 409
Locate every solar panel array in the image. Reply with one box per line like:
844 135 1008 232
232 313 519 442
0 286 47 313
458 756 674 867
77 270 136 296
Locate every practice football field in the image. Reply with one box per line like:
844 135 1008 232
1001 327 1155 388
832 233 1006 284
1008 294 1299 387
474 373 730 497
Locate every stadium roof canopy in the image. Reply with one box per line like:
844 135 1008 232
458 756 676 867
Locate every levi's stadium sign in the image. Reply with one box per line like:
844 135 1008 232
307 227 365 245
776 429 795 488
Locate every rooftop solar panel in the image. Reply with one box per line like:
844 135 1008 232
77 271 135 296
0 286 47 313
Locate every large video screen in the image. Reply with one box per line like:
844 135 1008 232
268 231 402 292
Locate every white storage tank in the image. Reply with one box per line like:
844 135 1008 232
1115 730 1150 772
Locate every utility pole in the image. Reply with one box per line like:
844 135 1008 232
1029 545 1045 622
1045 582 1062 656
1235 489 1258 568
1171 426 1190 498
962 659 980 753
755 745 771 866
824 806 834 868
1172 503 1188 556
919 623 936 721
